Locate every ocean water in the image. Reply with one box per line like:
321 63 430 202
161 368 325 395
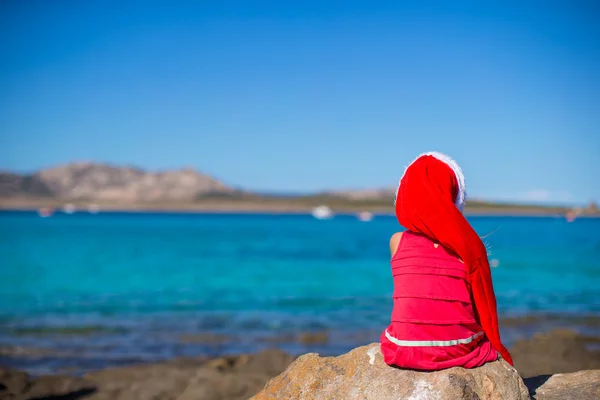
1 211 599 374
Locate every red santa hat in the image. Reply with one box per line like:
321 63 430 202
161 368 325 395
394 152 513 365
395 151 466 211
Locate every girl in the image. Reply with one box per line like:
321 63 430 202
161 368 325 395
380 152 513 370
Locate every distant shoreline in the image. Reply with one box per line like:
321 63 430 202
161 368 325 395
1 197 597 217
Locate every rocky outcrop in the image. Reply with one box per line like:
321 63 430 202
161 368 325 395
511 329 600 378
526 370 600 399
252 343 530 400
2 344 600 400
0 367 96 399
86 349 293 400
0 162 233 201
0 349 294 400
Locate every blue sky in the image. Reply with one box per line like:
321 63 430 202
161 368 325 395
1 1 598 204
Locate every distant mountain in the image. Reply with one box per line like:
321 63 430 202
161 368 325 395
0 162 233 201
0 172 53 197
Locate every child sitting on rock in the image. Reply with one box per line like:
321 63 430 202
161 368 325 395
380 152 513 370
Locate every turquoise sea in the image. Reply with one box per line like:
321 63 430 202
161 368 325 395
1 211 599 374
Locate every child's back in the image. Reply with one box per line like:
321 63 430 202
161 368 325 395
380 230 498 370
381 152 512 370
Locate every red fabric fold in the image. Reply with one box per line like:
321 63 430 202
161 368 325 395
470 259 513 365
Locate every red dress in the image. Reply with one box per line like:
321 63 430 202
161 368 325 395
380 231 498 370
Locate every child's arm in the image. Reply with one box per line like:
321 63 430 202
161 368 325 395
389 232 403 257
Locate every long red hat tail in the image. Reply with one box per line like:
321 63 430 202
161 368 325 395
395 153 513 365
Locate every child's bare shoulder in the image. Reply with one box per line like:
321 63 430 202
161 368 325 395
389 232 403 256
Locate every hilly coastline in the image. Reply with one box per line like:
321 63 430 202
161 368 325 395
0 162 232 201
0 162 596 215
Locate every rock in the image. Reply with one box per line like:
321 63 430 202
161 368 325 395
84 361 198 400
0 367 96 399
162 356 209 368
0 367 29 395
23 375 96 399
252 343 530 400
4 344 600 400
178 349 294 400
205 354 251 371
298 331 329 345
527 369 600 400
234 349 295 377
79 349 293 400
259 331 330 345
511 329 600 377
177 369 271 400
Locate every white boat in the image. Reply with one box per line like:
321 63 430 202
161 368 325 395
312 205 333 220
63 203 76 214
357 211 373 222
